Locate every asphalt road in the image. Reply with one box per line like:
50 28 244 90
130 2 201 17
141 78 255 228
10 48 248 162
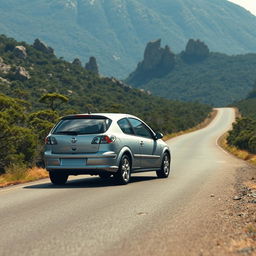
0 108 245 256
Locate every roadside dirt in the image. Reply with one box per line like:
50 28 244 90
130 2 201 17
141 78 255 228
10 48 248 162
204 164 256 256
217 130 256 254
225 165 256 255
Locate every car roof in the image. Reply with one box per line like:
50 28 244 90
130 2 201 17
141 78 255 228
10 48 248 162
62 113 140 121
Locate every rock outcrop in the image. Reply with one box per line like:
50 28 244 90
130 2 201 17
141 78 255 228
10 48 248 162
15 66 31 81
33 39 54 55
181 39 210 63
13 46 27 59
126 39 175 85
0 76 10 85
0 57 11 74
72 58 82 66
85 57 99 75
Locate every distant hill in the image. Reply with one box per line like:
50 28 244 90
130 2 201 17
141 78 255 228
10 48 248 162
1 0 256 77
126 39 256 106
0 35 211 135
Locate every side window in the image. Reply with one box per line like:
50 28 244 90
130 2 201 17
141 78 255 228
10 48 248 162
117 118 134 135
128 118 153 139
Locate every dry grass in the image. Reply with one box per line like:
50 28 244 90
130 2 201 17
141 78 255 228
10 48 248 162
229 237 256 254
219 133 256 167
163 109 217 141
0 167 48 188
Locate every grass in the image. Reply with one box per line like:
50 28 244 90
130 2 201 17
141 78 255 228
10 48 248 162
0 166 48 188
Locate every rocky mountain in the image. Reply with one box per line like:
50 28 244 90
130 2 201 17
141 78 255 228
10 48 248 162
128 39 175 85
126 39 256 106
1 0 256 78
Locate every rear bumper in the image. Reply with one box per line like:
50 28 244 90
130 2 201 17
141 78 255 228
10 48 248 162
44 150 119 173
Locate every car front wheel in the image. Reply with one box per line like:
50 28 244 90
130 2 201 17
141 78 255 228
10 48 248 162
49 171 69 185
156 153 170 178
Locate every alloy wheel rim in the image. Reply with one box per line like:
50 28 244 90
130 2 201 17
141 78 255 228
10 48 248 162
122 158 130 182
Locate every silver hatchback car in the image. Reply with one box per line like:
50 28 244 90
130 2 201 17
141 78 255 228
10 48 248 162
44 113 171 185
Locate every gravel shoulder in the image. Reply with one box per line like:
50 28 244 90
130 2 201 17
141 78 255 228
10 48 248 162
224 165 256 255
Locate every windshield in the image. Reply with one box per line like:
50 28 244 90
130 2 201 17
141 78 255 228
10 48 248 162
53 118 112 135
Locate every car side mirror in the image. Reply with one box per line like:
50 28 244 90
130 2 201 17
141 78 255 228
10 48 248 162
155 132 163 140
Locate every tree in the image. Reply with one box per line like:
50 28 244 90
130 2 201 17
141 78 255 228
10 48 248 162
39 93 68 111
28 110 59 141
0 94 36 172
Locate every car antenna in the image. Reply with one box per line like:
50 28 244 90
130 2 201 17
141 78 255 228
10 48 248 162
87 106 91 114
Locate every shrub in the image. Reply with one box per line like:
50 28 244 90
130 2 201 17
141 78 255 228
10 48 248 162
249 136 256 154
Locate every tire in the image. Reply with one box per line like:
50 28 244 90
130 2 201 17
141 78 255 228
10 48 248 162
156 153 170 178
114 155 131 185
49 172 68 185
99 173 112 179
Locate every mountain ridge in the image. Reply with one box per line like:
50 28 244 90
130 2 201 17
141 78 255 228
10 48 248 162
126 39 256 106
1 0 256 77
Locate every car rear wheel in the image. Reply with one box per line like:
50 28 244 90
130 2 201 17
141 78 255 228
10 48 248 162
156 153 170 178
115 155 131 185
49 172 69 185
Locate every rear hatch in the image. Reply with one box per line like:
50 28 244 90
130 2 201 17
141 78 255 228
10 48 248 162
50 115 112 154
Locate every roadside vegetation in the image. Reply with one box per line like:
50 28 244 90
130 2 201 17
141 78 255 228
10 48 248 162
225 87 256 164
0 34 211 186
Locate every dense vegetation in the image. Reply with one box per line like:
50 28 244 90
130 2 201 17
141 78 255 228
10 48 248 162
127 40 256 106
0 34 211 173
1 0 256 77
227 117 256 154
227 87 256 154
233 86 256 119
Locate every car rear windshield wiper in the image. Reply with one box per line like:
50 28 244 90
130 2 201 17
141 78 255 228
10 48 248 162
54 131 78 135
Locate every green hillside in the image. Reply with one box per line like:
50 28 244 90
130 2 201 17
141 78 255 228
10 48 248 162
0 35 211 172
1 0 256 77
126 40 256 106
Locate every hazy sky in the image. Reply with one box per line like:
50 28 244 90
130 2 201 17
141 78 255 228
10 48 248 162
228 0 256 15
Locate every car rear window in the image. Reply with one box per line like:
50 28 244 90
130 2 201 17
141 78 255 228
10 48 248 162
53 117 112 135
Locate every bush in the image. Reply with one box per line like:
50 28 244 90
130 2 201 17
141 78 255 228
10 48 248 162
227 117 256 154
249 136 256 154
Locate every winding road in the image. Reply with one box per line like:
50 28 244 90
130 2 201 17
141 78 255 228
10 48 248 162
0 108 245 256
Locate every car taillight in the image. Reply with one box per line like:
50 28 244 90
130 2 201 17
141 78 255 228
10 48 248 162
45 136 57 145
91 135 116 144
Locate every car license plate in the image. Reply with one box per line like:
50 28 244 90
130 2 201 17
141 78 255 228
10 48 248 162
61 159 86 166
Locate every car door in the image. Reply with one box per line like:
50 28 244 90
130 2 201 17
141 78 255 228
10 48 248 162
128 118 160 168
